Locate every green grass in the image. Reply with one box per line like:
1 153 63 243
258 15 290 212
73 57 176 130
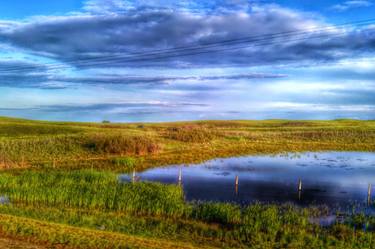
0 117 374 171
164 125 218 142
0 170 186 218
84 133 161 155
0 117 374 248
0 213 208 249
112 156 137 169
0 170 374 248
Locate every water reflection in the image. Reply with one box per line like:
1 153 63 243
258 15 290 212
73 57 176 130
120 152 375 211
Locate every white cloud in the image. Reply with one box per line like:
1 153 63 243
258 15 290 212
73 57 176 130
2 4 370 70
265 102 375 112
331 0 373 11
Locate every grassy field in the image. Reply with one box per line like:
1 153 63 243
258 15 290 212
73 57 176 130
0 170 375 249
0 116 374 248
0 116 374 171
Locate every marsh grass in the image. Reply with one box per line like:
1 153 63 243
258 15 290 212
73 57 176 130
0 204 233 248
0 123 82 137
0 213 203 249
164 125 218 143
0 182 374 248
0 117 374 170
0 170 185 217
1 117 375 247
191 202 242 224
112 156 137 169
0 170 374 248
84 134 161 155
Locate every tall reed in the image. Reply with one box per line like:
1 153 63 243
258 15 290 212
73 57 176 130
0 170 185 218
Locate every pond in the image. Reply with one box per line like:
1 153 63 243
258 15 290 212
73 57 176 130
120 152 375 212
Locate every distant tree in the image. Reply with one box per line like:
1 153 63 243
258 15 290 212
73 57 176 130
102 120 110 124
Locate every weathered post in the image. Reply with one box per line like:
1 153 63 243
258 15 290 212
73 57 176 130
235 175 239 195
298 179 302 201
132 169 136 183
298 179 302 192
178 168 182 186
368 183 372 205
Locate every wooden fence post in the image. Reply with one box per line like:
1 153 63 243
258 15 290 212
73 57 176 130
298 179 302 192
235 175 239 195
132 169 136 183
178 168 182 185
298 179 302 201
368 183 372 205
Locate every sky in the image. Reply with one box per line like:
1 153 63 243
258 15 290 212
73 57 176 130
0 0 374 122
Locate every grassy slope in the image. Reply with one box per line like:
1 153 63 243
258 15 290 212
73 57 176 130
1 170 375 249
0 116 375 248
0 214 212 249
0 116 374 171
0 236 44 249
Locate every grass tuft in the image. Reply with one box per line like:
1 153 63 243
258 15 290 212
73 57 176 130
84 134 161 155
165 126 217 143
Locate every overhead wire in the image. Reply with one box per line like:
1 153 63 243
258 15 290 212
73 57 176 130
0 18 374 74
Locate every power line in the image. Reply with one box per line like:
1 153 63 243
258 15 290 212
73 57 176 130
1 18 374 72
0 18 374 73
0 29 358 73
0 30 356 72
67 17 375 63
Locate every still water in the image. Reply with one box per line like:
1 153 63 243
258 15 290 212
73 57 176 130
120 152 375 211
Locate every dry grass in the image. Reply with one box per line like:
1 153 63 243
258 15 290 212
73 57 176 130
0 214 212 249
84 134 161 155
164 125 218 143
0 117 374 171
1 117 375 248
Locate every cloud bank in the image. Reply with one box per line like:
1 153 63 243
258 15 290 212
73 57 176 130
0 2 374 71
0 0 374 121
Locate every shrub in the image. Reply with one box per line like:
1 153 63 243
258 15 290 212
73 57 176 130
191 203 241 224
165 126 217 143
112 157 136 169
84 134 161 155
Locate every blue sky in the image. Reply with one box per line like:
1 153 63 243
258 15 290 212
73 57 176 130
0 0 374 122
0 1 83 19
